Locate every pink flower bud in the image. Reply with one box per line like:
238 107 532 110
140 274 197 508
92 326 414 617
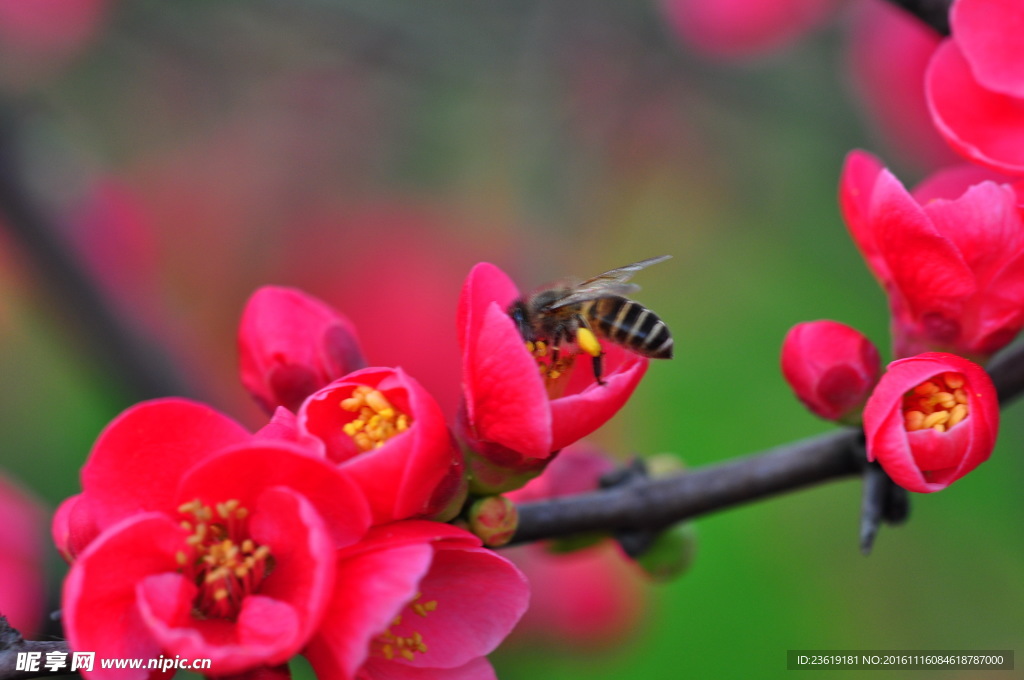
467 495 519 547
238 286 366 414
780 320 881 423
863 352 999 493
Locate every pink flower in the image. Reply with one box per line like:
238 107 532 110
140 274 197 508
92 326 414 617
55 398 372 678
297 367 466 524
0 474 45 637
660 0 839 59
845 0 958 170
239 286 366 414
863 352 998 493
306 521 529 680
925 0 1024 173
456 263 647 493
839 150 1024 360
780 320 881 423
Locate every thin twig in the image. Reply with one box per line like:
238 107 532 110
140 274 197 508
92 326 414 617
512 341 1024 545
0 618 75 680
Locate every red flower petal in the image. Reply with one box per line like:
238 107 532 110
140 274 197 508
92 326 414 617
51 493 100 563
951 0 1024 96
305 542 434 679
463 302 551 458
869 168 975 321
927 40 1024 174
839 150 890 282
63 513 187 680
921 182 1023 284
139 590 302 676
175 442 370 548
911 164 1016 203
457 263 522 353
549 346 648 451
80 399 251 530
396 545 529 668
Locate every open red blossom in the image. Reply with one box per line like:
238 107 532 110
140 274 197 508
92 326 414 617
839 150 1024 360
780 320 881 423
456 263 647 493
239 286 366 414
306 521 529 680
297 367 467 524
54 398 372 679
925 0 1024 173
863 352 998 493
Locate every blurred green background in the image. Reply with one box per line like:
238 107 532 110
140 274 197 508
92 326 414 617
0 1 1019 679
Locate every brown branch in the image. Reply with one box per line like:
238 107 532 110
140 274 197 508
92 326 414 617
511 341 1024 545
0 618 74 680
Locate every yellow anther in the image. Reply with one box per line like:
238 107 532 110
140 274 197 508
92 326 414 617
576 326 602 358
340 387 412 452
923 411 950 429
340 396 363 411
943 372 965 390
176 551 188 566
903 372 970 434
948 403 968 427
904 410 925 431
535 340 547 356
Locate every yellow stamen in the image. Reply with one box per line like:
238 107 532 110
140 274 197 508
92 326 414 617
902 373 970 434
339 387 413 452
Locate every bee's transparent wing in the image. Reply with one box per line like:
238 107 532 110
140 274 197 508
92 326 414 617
545 255 671 310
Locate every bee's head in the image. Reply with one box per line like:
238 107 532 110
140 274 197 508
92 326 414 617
507 299 534 341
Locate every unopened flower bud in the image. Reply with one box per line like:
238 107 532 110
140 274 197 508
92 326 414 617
239 286 366 413
781 320 881 424
634 522 697 583
467 495 519 547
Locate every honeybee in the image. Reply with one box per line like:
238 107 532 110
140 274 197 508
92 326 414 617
507 255 674 385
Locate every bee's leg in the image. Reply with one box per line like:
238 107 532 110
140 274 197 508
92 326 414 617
575 317 606 386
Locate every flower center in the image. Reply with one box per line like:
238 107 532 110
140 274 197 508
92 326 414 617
525 340 575 385
371 592 438 662
340 386 412 452
176 499 272 620
902 372 969 433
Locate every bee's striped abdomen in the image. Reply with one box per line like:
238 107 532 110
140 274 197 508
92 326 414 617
584 296 673 359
